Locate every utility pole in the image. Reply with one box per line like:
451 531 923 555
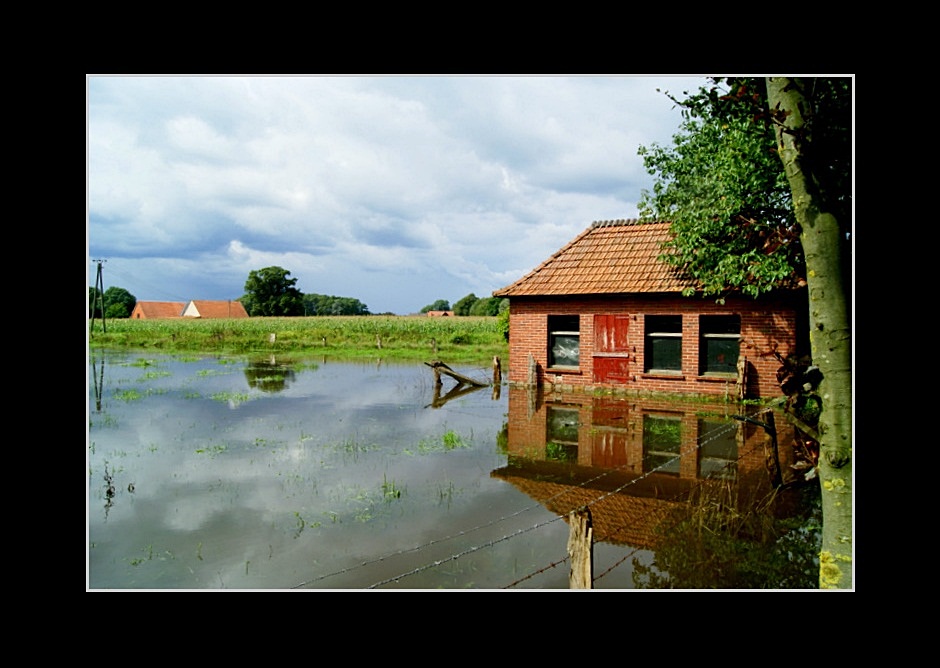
91 259 107 334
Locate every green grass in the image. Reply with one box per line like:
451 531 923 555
89 315 508 365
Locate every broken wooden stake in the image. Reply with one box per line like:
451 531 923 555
423 361 487 387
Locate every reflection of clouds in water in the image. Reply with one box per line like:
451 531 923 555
89 354 511 588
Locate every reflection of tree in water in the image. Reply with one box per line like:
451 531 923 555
244 356 297 393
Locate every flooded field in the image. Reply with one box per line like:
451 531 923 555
87 351 819 590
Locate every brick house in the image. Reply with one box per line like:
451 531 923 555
492 219 807 399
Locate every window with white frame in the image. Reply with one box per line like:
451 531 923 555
548 315 580 368
699 315 740 375
644 315 682 373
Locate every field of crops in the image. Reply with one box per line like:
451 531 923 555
88 315 509 364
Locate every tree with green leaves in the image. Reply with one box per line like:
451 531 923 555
303 293 370 316
453 293 479 316
88 286 137 320
766 78 852 589
421 299 451 313
638 77 852 589
242 266 305 317
469 296 506 316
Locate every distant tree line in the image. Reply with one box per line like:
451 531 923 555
88 266 510 321
451 293 508 317
421 294 509 341
302 293 370 316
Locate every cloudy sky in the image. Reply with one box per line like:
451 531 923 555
86 75 708 315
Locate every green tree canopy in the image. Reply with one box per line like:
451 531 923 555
468 296 505 316
638 77 853 589
638 78 850 300
242 266 305 317
421 299 451 313
102 286 136 319
453 293 479 316
303 293 371 316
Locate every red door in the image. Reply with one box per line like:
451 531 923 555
593 314 630 383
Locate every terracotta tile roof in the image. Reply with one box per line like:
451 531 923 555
493 219 696 297
185 300 249 318
132 301 185 318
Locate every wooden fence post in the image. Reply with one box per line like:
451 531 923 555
567 507 593 589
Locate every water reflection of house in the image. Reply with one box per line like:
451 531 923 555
492 220 808 399
492 387 800 549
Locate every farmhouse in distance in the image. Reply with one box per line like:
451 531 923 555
130 300 249 320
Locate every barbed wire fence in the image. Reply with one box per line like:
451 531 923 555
291 405 787 589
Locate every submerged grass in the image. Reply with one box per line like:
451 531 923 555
89 315 508 365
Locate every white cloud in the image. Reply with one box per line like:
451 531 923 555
88 75 707 313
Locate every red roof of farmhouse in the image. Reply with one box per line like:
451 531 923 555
131 301 186 318
185 300 249 318
493 219 696 297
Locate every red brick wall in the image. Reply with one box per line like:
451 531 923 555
505 293 806 399
505 387 794 483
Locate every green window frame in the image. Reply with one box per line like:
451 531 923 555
644 315 682 373
699 315 740 375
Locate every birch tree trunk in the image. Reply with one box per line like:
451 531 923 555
766 77 853 589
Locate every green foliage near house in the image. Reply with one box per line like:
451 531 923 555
638 77 852 589
638 78 850 300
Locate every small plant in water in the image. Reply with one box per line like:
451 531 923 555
381 474 403 501
417 429 470 454
195 443 227 456
442 430 467 450
438 480 457 504
139 370 171 381
114 389 143 402
211 391 251 406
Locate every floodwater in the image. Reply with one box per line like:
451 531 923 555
87 351 819 590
